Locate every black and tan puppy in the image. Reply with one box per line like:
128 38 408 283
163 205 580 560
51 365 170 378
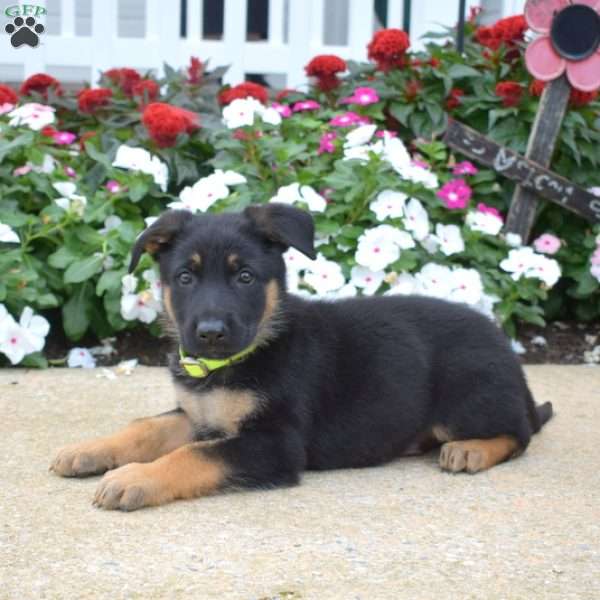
51 204 552 510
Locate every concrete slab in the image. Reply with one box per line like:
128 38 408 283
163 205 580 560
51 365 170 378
1 366 599 600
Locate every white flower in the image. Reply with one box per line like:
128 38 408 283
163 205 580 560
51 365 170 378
355 225 414 271
466 211 503 236
0 222 19 243
8 103 55 130
505 233 522 247
120 289 161 323
144 216 159 228
343 144 373 162
500 247 561 287
344 124 377 148
383 137 411 173
592 263 600 283
112 145 168 192
401 164 439 189
369 190 407 221
67 347 96 369
222 97 264 129
415 263 454 299
385 273 418 296
320 282 358 299
52 181 77 198
269 183 326 213
511 339 526 354
447 268 483 305
259 106 282 126
98 215 123 235
142 268 163 302
350 266 385 295
212 169 246 186
403 198 430 241
471 293 500 320
286 267 301 293
116 358 139 375
55 194 87 217
432 224 464 256
0 306 50 365
420 235 439 254
303 254 345 295
283 247 313 272
170 173 230 213
121 274 138 295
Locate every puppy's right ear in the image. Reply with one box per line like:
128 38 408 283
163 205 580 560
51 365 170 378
129 210 189 273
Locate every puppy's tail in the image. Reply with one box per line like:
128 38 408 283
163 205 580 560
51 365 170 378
526 388 553 434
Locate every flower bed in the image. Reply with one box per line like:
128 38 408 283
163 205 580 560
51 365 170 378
0 12 599 368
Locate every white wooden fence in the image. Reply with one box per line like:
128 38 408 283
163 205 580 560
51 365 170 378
0 0 526 88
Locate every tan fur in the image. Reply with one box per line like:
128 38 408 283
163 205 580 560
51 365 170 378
163 285 176 322
227 253 239 269
191 252 202 267
432 425 452 442
176 385 263 436
51 412 194 477
253 279 282 347
93 442 227 510
439 436 520 474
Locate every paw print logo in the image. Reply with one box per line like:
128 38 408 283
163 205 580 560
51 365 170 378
5 16 44 48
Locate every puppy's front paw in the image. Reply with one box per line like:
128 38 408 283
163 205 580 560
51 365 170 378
51 441 116 477
93 463 169 511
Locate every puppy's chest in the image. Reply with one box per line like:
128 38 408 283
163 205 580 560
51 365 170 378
176 385 261 437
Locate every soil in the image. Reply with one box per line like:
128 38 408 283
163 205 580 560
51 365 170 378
42 319 600 367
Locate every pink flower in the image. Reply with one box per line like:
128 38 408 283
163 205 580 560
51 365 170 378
292 100 321 112
64 166 76 178
591 248 600 266
453 161 479 175
375 130 397 138
329 111 369 127
412 159 430 170
0 102 14 115
53 131 77 145
341 87 380 106
272 102 292 118
477 202 503 220
106 180 122 193
533 233 561 255
13 165 32 176
437 179 472 210
318 132 337 155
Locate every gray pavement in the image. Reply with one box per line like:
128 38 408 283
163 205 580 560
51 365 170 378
1 365 599 600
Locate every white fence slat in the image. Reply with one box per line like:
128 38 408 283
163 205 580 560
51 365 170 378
187 0 202 40
268 0 285 45
145 0 160 38
310 0 324 46
287 0 312 88
348 0 373 60
22 0 47 76
60 0 75 36
155 0 181 71
90 0 117 77
386 0 404 28
223 0 248 83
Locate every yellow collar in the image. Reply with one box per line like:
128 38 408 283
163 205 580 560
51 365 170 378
179 344 257 378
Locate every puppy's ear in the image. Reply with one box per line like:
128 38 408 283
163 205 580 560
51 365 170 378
129 210 189 273
244 203 316 260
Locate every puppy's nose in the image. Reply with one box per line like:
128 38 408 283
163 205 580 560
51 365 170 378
196 320 228 345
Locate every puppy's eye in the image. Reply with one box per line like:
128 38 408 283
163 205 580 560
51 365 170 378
238 269 254 284
177 270 193 285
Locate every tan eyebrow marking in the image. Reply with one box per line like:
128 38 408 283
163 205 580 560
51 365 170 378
227 254 239 269
190 253 202 267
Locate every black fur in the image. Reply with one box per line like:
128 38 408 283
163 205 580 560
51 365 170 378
131 204 553 490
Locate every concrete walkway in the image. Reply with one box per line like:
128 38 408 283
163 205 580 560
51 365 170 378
1 366 599 600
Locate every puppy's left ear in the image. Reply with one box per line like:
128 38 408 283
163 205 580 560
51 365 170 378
244 203 316 260
129 210 189 273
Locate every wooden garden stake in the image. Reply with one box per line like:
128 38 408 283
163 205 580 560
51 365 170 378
504 76 571 240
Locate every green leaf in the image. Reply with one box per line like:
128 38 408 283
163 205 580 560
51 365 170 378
48 246 78 269
128 179 150 202
447 64 480 79
62 283 92 340
0 131 35 162
96 270 124 296
64 256 104 284
389 102 414 126
21 352 48 369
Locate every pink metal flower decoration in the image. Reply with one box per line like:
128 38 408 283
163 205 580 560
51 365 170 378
525 0 600 92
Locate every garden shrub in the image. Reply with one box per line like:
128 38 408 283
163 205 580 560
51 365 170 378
0 12 599 367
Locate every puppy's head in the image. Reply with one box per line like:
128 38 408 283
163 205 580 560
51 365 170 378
129 203 315 358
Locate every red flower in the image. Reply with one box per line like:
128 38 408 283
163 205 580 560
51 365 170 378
131 80 160 105
275 88 298 102
142 102 199 147
78 88 113 113
367 28 410 72
20 74 62 98
187 57 204 85
104 68 142 96
446 88 465 110
41 125 58 137
305 55 347 91
405 79 423 102
530 79 598 107
218 82 269 106
0 84 18 106
475 15 527 51
495 81 523 107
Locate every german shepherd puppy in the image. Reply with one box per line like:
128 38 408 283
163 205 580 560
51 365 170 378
51 204 552 511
